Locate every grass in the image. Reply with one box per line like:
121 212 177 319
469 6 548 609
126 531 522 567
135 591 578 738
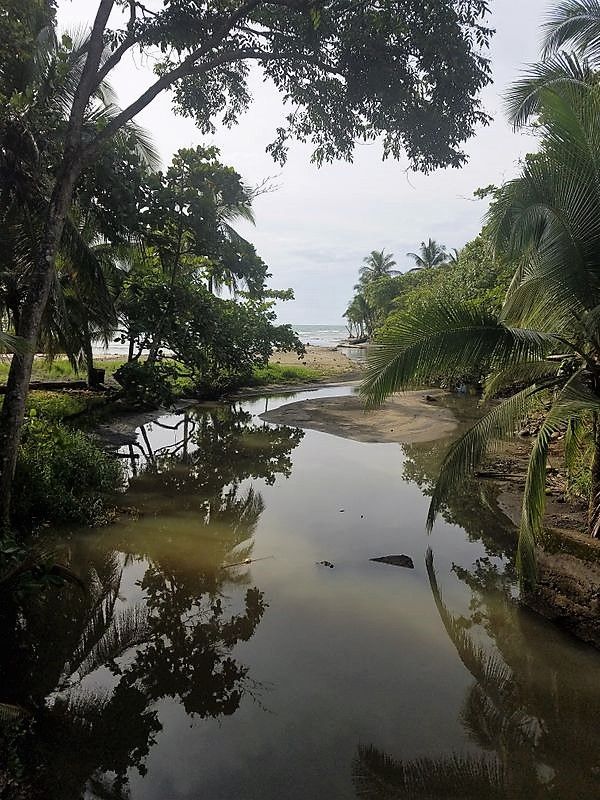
0 355 127 383
249 363 327 386
25 390 107 422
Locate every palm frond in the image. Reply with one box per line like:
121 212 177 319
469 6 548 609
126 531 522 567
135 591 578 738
505 52 594 129
519 371 600 582
0 701 30 724
360 303 555 407
542 0 600 61
0 331 31 355
353 744 506 799
483 360 563 400
426 550 513 704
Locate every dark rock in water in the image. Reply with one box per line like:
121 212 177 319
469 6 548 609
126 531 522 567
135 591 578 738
370 555 414 569
316 560 335 569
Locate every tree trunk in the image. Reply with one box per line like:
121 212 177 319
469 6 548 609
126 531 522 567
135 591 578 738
589 414 600 538
83 328 96 387
0 165 79 530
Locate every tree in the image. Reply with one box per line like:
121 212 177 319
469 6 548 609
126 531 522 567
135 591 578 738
358 249 399 285
0 0 493 524
362 52 600 584
406 238 449 270
343 292 374 340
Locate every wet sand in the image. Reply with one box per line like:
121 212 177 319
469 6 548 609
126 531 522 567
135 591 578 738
260 389 457 444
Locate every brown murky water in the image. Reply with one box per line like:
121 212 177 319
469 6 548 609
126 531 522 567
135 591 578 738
2 386 600 799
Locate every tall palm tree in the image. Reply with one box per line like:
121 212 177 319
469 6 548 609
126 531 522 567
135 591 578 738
362 48 600 584
359 250 399 284
406 239 448 270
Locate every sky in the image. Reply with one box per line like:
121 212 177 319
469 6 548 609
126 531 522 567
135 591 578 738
58 0 551 325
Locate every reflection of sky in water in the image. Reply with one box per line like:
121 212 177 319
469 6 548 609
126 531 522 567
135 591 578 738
12 386 600 800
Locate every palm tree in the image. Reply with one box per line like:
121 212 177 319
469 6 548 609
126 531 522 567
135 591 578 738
448 247 462 264
362 40 600 584
358 250 399 284
406 239 448 270
344 293 374 339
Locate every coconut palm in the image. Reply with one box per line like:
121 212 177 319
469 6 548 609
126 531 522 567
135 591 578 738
344 293 374 339
542 0 600 60
358 250 399 285
362 64 600 584
406 238 448 270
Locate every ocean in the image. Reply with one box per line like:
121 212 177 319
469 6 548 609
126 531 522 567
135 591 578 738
94 324 348 356
292 324 347 348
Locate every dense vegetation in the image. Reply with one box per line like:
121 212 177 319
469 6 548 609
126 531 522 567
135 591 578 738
344 237 512 348
363 0 600 583
0 0 493 532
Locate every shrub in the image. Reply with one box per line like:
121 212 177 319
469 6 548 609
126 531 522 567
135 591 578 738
12 420 123 528
114 360 177 407
25 390 105 421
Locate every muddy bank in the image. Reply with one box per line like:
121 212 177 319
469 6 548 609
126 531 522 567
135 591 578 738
260 389 457 444
493 470 600 648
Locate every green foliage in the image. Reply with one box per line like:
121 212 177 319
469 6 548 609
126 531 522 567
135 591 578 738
12 420 123 528
114 360 178 408
378 237 513 340
24 390 105 421
119 262 303 401
149 2 494 171
362 36 600 583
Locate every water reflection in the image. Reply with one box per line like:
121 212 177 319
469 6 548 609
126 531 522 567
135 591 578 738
353 549 600 799
0 405 304 799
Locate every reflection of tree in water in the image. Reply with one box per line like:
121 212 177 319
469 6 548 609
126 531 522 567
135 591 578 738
0 406 303 799
400 434 516 562
353 550 600 799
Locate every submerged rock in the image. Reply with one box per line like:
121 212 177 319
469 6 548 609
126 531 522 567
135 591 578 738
316 560 335 569
370 555 414 569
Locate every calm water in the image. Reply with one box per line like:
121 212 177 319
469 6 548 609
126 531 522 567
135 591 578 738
3 386 600 799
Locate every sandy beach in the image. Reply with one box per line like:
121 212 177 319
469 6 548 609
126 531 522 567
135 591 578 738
269 345 362 379
260 388 457 444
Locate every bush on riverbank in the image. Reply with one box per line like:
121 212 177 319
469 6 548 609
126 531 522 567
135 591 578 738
12 420 123 529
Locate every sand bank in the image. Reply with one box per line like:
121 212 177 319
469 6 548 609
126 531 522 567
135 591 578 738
260 389 457 444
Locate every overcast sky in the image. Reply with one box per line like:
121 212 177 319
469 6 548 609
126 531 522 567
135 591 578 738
58 0 551 324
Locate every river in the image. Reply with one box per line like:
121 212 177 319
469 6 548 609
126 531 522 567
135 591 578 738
3 385 600 799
